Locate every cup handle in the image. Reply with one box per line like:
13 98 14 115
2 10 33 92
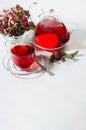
5 40 14 54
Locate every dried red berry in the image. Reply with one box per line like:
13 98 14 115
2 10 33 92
0 5 35 36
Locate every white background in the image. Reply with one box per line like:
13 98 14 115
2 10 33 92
0 0 86 130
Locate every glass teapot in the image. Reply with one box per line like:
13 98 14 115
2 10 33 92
35 9 70 44
29 2 70 52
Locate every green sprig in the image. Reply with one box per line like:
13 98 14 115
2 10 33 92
50 50 79 62
61 50 79 60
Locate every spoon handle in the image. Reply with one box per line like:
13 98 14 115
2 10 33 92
35 60 55 76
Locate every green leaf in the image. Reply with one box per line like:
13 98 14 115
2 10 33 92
67 50 79 59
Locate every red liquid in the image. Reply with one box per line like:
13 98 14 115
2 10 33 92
35 20 70 45
35 33 59 49
11 45 35 69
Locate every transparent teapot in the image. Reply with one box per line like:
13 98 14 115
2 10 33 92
29 2 70 52
35 9 70 44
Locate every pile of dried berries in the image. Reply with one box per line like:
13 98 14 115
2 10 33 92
0 4 35 36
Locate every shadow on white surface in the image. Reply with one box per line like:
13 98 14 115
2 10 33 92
66 28 86 50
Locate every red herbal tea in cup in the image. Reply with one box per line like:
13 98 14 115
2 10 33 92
11 44 35 69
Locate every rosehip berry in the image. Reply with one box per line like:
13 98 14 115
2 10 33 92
0 26 4 33
3 9 9 13
21 17 29 27
3 23 8 28
3 16 9 23
50 51 61 62
10 31 15 36
12 15 17 22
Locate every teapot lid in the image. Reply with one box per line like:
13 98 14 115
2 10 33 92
40 9 61 28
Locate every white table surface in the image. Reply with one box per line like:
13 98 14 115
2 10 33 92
0 0 86 130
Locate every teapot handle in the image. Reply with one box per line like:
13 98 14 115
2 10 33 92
29 1 45 24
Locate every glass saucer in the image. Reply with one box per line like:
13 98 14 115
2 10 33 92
2 53 45 79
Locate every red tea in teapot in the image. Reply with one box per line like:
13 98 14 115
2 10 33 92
35 9 70 47
35 33 59 49
35 20 70 44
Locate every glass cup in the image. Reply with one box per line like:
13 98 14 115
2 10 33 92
5 40 35 70
11 44 35 69
3 39 47 79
